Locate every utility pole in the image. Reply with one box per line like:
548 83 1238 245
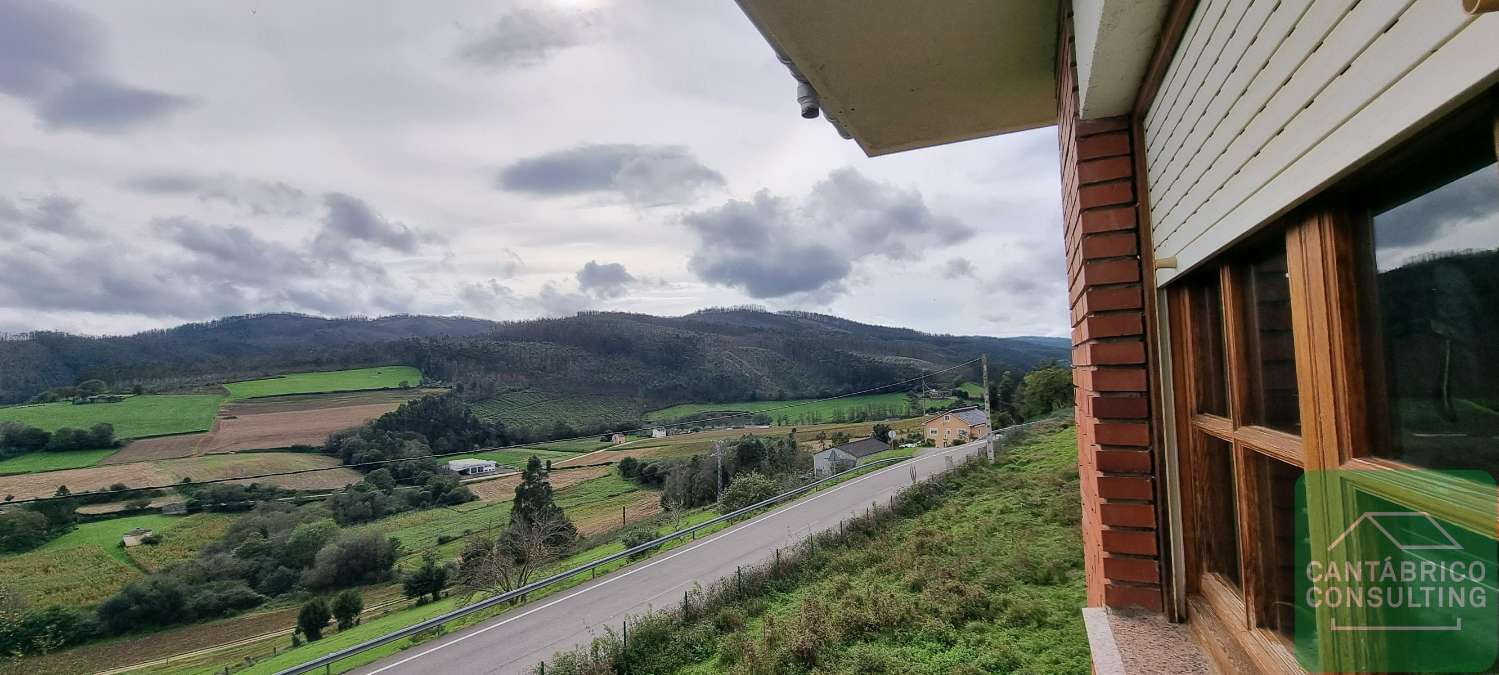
982 353 994 462
714 440 724 502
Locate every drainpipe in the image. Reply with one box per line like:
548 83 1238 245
737 1 855 140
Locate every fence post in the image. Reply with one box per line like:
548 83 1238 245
736 566 743 597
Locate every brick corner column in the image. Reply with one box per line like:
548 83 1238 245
1057 14 1163 614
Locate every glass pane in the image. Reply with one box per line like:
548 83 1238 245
1369 161 1499 479
1191 274 1229 417
1199 433 1241 588
1249 453 1303 642
1242 245 1300 434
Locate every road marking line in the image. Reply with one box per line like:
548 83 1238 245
365 439 986 674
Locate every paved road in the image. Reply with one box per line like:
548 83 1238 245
355 437 993 675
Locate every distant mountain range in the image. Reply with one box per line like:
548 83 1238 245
0 309 1070 406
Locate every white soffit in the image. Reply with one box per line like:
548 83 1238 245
1073 0 1171 118
735 0 1058 156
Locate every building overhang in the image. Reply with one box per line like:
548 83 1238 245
733 1 1174 156
733 0 1060 156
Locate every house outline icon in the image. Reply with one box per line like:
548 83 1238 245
1326 511 1464 552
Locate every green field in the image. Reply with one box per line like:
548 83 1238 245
0 448 119 474
0 513 224 609
456 447 576 469
470 390 643 433
224 366 422 399
0 394 224 440
646 392 923 426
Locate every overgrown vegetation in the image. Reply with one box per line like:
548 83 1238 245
320 392 502 524
541 423 1087 675
618 433 810 511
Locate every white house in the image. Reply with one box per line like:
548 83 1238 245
812 437 889 475
446 458 498 476
651 428 668 439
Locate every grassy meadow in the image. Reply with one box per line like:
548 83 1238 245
0 394 224 440
0 448 119 474
0 513 229 609
645 391 956 426
546 424 1087 675
224 366 423 399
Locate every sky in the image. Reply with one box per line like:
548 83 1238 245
0 0 1067 339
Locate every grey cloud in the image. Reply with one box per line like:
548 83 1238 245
458 4 595 70
124 173 313 217
1375 166 1499 250
36 78 189 132
496 144 724 206
0 0 188 133
0 194 93 236
492 248 524 279
682 169 973 299
536 283 591 317
152 217 306 283
942 258 975 279
575 260 635 298
316 193 424 254
459 279 518 314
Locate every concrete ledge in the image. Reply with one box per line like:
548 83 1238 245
1082 606 1210 674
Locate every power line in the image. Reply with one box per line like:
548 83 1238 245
5 358 980 506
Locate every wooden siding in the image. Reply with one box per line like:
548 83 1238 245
1143 0 1499 284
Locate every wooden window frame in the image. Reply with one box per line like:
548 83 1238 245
1168 94 1499 673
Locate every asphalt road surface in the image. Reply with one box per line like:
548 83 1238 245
355 437 993 675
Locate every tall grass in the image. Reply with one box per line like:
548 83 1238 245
538 423 1088 675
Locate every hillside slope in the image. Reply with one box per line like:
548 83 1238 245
0 309 1068 406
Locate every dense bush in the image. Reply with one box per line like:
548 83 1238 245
0 605 97 656
0 421 116 457
0 510 50 553
96 576 263 633
717 472 780 514
619 526 661 561
301 532 402 590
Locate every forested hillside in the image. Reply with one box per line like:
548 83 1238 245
0 309 1068 406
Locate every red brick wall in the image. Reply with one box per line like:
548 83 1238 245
1057 15 1163 613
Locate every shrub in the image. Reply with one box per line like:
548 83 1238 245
619 526 660 561
718 472 779 514
0 606 97 656
332 589 364 631
0 510 50 553
297 598 331 642
302 532 401 590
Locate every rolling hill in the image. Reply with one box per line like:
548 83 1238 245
0 309 1069 407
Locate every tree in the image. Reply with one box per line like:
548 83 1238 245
1018 363 1073 419
871 423 892 443
731 436 765 475
0 511 49 553
301 533 401 590
77 380 106 397
507 456 576 550
297 598 331 642
331 589 364 631
403 551 449 604
457 516 573 605
718 472 779 514
617 456 639 478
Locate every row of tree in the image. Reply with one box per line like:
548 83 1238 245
0 422 117 457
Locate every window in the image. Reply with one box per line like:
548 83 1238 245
1170 225 1309 664
1167 89 1499 672
1356 100 1499 479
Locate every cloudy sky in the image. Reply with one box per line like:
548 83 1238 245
0 0 1066 338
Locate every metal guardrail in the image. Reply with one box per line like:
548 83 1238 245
275 453 917 675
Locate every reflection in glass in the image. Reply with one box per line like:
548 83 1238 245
1192 274 1229 417
1250 454 1302 642
1371 162 1499 478
1242 246 1300 434
1201 434 1241 589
